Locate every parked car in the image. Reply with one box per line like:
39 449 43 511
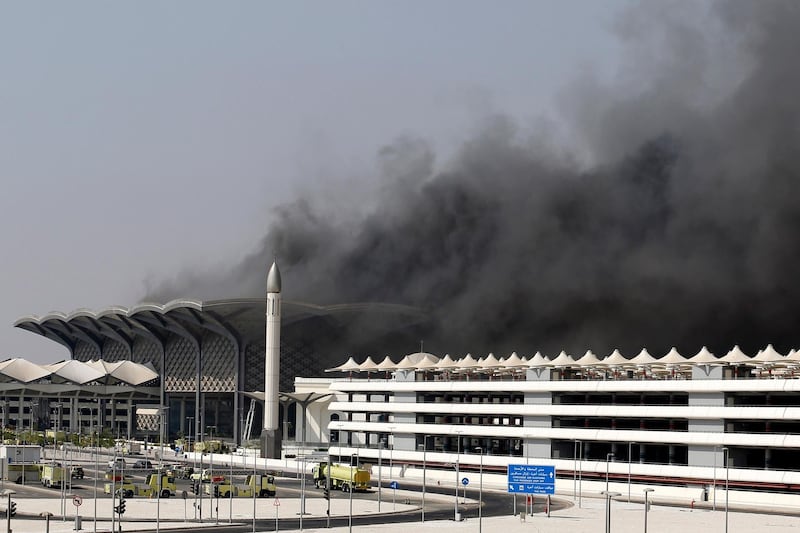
133 459 153 470
70 465 85 479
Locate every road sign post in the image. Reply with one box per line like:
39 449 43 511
389 480 399 510
274 497 280 532
507 465 556 496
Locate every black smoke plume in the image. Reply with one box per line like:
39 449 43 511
145 1 800 359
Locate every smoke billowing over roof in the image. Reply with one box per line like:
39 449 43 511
145 1 800 358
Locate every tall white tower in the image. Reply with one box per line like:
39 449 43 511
262 261 281 457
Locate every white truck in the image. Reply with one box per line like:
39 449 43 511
0 445 42 483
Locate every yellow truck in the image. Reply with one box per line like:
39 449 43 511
240 474 276 497
145 473 176 498
104 477 137 498
312 462 370 492
204 477 234 497
40 463 67 489
193 440 223 453
5 463 40 483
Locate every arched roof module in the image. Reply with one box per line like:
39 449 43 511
15 299 429 362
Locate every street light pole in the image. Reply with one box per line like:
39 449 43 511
577 440 583 508
601 491 621 533
157 406 170 533
93 423 98 533
476 447 483 533
349 453 357 533
723 447 729 533
606 453 615 493
378 438 383 512
643 488 654 533
454 430 463 521
420 436 428 523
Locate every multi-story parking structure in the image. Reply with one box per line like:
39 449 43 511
322 347 800 501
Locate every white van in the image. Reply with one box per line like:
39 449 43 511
108 457 126 470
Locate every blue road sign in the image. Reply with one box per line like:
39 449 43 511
507 464 555 494
461 477 469 486
389 481 399 489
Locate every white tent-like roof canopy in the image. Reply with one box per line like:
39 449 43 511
326 345 796 379
0 358 157 387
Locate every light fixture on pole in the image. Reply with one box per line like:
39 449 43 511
40 511 53 533
606 452 615 493
643 488 654 533
723 447 729 533
601 490 621 533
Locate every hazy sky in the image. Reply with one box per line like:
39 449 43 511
1 1 629 362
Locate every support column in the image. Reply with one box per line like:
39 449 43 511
110 399 117 438
179 398 186 436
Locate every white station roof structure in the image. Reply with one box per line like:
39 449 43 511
0 357 159 398
326 344 800 378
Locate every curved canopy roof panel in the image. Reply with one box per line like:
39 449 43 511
15 298 430 358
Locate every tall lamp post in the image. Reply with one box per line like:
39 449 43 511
475 447 483 533
643 488 654 533
419 435 430 523
601 491 621 533
723 447 729 533
378 437 385 512
156 406 170 533
573 440 583 507
92 422 98 533
349 453 357 533
207 425 217 525
606 453 615 493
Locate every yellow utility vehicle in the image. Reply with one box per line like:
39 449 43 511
312 462 370 492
